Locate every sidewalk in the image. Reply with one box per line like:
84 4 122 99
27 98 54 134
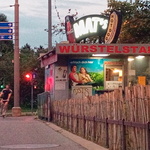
0 116 89 150
44 121 108 150
5 112 109 150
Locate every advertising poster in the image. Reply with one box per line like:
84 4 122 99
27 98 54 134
55 66 67 90
55 66 67 80
68 59 104 90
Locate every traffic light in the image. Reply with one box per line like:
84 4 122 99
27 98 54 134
0 78 4 89
34 85 37 89
0 85 4 88
33 80 38 89
25 73 32 81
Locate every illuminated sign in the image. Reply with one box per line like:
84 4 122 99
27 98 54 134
73 15 108 42
65 16 76 43
105 11 122 44
65 11 122 44
56 43 150 55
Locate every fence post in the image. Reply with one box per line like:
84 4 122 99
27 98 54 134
105 118 109 148
62 113 64 127
122 119 126 150
57 111 59 125
93 116 96 141
146 122 150 150
83 115 86 138
67 113 69 130
76 114 78 134
71 114 73 132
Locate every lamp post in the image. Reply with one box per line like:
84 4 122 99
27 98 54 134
12 0 21 116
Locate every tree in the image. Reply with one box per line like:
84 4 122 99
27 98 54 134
0 13 47 109
107 0 150 43
20 44 47 108
0 13 7 21
0 13 14 86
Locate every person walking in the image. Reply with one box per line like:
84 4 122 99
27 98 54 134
0 85 12 118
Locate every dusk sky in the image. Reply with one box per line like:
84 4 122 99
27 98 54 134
0 0 108 49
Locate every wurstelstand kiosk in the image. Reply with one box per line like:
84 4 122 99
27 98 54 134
39 11 150 100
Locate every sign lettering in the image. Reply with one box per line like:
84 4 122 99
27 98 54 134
56 43 150 55
73 17 108 39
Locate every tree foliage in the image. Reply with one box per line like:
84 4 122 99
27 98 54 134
0 13 7 21
20 44 48 107
107 0 150 43
0 13 13 86
0 13 48 108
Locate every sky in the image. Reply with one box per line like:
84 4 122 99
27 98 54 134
0 0 108 49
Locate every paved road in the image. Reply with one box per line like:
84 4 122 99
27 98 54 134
0 116 87 150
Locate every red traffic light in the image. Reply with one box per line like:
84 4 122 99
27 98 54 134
25 73 32 81
25 74 30 78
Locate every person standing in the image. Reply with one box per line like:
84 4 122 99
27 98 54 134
79 67 93 84
69 65 83 86
0 85 12 118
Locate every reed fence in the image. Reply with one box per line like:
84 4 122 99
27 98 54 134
38 85 150 150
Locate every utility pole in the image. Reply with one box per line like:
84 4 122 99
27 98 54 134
48 0 52 50
48 0 52 122
12 0 21 116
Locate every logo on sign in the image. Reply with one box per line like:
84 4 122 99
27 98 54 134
65 11 122 44
105 11 122 44
73 16 108 39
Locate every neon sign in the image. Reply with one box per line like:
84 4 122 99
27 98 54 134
65 11 122 44
73 15 108 41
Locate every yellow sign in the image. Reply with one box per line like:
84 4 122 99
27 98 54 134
138 76 146 85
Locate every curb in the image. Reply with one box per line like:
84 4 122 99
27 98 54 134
6 112 37 117
43 121 108 150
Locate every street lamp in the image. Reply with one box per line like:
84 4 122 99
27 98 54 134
12 0 21 117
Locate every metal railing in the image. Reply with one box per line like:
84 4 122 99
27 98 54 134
37 92 51 121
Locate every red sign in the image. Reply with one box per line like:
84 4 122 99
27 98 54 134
105 11 122 44
56 43 150 55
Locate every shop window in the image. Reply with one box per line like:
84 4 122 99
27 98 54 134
106 66 122 81
105 63 123 89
